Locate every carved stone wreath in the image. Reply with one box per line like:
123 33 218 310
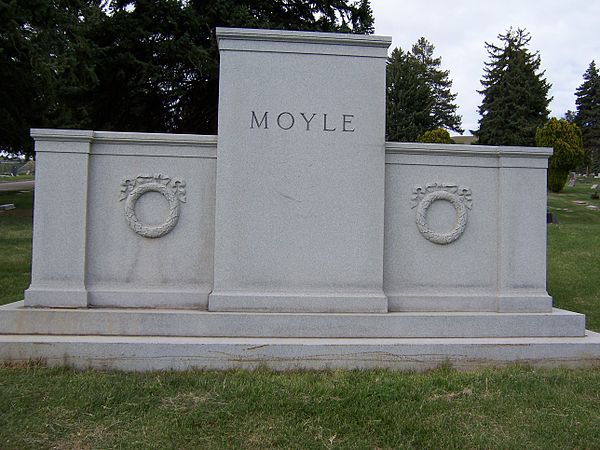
410 183 472 245
119 174 186 238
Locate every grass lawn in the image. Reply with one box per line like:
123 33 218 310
0 182 599 448
0 174 34 182
1 364 600 449
0 190 32 305
547 179 600 331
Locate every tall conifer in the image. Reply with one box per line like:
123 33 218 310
386 48 433 142
575 61 600 173
386 38 462 141
475 28 551 146
411 38 463 134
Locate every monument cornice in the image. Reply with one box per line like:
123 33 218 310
216 27 392 48
31 129 218 147
385 142 553 158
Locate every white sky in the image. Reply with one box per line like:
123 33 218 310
371 0 600 135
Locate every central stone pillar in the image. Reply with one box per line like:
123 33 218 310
209 28 391 312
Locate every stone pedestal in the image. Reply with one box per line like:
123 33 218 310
25 130 217 309
383 143 553 313
209 29 391 313
25 130 92 308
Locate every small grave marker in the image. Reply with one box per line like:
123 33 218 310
546 211 559 224
568 172 576 187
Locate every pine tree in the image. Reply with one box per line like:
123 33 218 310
88 0 375 138
386 47 433 141
0 0 102 157
386 38 462 141
574 61 600 173
475 28 551 146
411 37 463 134
564 110 577 123
0 0 375 158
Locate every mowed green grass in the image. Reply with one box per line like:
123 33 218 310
547 179 600 331
0 190 32 305
1 364 600 449
0 174 34 182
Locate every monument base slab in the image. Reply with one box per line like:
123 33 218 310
0 301 585 339
25 287 88 308
1 333 599 372
1 301 599 371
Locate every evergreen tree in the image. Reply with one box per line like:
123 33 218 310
411 37 463 134
574 61 600 173
0 0 375 158
386 47 433 142
88 0 374 137
564 110 577 123
386 38 462 141
475 28 551 146
0 0 102 157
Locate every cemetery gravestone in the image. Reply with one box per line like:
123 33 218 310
210 29 390 313
568 172 576 187
0 28 599 371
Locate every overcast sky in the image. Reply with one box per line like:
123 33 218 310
371 0 600 136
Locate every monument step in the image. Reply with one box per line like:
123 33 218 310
0 332 599 371
0 301 585 339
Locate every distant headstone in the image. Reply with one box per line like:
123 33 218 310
546 211 559 224
568 172 576 187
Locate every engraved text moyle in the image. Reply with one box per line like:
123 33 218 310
250 111 355 132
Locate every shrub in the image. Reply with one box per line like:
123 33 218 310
535 118 584 192
417 128 454 144
547 169 570 193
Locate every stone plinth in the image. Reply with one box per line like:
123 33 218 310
3 300 599 371
384 142 553 313
25 130 217 309
209 28 391 313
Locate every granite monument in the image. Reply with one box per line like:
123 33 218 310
0 28 599 370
